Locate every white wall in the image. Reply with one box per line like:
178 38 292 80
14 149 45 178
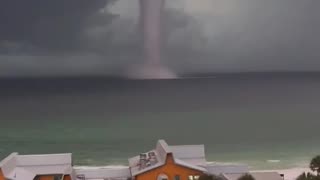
16 153 72 166
23 165 72 175
75 167 131 179
0 153 18 176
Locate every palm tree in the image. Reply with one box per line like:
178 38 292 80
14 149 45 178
238 173 255 180
296 172 316 180
310 155 320 176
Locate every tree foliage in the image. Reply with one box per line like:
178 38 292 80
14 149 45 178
238 173 255 180
296 155 320 180
310 155 320 176
296 172 320 180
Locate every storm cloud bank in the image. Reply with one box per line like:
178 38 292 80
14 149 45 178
0 0 115 52
1 0 320 77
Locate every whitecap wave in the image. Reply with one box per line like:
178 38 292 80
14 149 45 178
267 160 281 163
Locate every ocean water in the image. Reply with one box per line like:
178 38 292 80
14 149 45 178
0 74 320 170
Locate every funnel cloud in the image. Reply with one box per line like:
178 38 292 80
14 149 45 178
126 0 177 79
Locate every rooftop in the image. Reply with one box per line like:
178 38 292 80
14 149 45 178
129 139 208 176
0 153 73 180
0 140 283 180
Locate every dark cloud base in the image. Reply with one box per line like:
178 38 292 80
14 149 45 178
0 0 113 51
1 0 320 76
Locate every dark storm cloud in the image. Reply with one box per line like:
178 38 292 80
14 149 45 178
0 0 114 52
1 0 320 77
166 0 320 73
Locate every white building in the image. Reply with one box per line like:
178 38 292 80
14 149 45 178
0 153 74 180
0 140 283 180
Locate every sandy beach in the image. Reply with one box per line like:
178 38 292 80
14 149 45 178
252 167 313 180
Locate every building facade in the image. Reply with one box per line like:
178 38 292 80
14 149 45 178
0 140 282 180
128 140 207 180
0 153 73 180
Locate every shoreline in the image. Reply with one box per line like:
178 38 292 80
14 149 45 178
252 167 313 180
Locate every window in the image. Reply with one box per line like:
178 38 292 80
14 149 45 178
188 175 200 180
174 175 180 180
157 173 169 180
76 174 85 180
54 175 63 180
33 175 63 180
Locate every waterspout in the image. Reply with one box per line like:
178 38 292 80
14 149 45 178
126 0 177 79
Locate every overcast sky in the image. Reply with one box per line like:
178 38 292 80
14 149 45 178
1 0 320 77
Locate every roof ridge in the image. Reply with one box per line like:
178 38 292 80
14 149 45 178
170 144 204 147
157 139 172 153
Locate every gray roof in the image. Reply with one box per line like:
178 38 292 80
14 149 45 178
129 140 207 176
0 153 73 180
129 140 170 176
129 153 165 176
206 163 249 175
223 172 283 180
174 158 207 172
169 145 206 165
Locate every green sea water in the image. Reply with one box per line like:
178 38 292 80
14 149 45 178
1 76 320 170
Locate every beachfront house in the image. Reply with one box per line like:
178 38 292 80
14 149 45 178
128 140 208 180
0 140 283 180
0 152 73 180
